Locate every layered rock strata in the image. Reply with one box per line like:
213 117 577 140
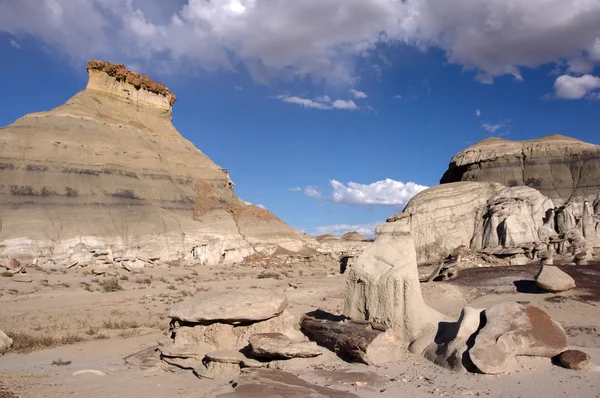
394 181 599 264
0 60 315 265
440 135 600 204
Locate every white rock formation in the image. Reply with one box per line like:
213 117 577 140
343 218 445 349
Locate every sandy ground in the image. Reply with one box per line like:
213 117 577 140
1 261 599 398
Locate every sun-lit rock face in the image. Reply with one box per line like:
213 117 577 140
0 60 314 262
440 135 600 205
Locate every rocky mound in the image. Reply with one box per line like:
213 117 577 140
0 60 315 264
440 135 600 204
341 231 367 241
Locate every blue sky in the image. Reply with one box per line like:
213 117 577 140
1 0 600 237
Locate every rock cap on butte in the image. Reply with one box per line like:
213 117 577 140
168 288 288 324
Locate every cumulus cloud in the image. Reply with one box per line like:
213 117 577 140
350 89 368 99
2 0 600 88
311 222 382 238
297 178 428 206
275 95 358 110
554 74 600 99
330 179 428 206
9 39 20 49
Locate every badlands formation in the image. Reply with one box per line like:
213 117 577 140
1 63 599 398
0 61 347 270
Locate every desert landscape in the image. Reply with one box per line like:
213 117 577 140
1 61 599 398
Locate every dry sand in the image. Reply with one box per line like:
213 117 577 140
1 261 599 398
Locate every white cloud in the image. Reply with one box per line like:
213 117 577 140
274 95 330 110
234 85 243 91
330 179 428 206
311 222 382 238
303 186 323 200
482 123 504 134
350 89 368 99
331 99 359 110
476 109 481 117
554 74 600 99
301 178 428 206
9 39 20 49
243 200 266 209
316 95 331 103
289 187 302 192
393 94 402 99
3 0 600 87
275 95 358 110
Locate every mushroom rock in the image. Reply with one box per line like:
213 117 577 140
0 60 315 262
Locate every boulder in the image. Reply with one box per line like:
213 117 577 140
168 288 288 324
557 349 591 371
469 302 568 374
439 135 600 205
248 333 322 359
535 266 576 293
0 330 13 353
343 218 444 348
422 307 484 372
8 258 20 268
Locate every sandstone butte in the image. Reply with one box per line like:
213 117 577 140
440 135 600 204
0 60 316 264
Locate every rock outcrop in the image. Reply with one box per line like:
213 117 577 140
161 289 341 379
393 182 560 263
343 218 444 348
0 60 315 265
440 135 600 204
392 179 599 264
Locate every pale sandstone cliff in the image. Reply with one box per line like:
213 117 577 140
0 60 315 264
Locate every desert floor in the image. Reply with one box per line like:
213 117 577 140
1 261 599 398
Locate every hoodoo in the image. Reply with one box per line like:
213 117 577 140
0 60 314 264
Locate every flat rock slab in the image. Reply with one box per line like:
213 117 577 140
469 302 568 374
168 289 288 324
205 351 264 368
249 333 322 359
215 369 359 397
535 265 576 292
